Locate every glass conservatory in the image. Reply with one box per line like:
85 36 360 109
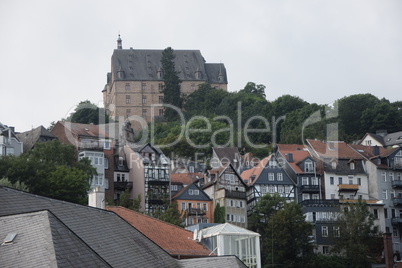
198 223 261 268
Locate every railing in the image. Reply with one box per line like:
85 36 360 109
393 198 402 206
78 144 103 151
187 208 206 216
301 185 320 192
392 180 402 188
225 189 246 199
114 181 133 191
338 184 359 191
391 217 402 225
300 199 339 207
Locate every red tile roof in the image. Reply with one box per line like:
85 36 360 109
107 206 212 257
170 173 201 185
277 144 312 173
60 121 110 139
240 156 271 185
307 139 362 159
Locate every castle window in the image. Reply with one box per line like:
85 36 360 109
142 109 147 116
142 83 146 90
126 95 131 104
126 109 131 118
159 96 163 104
142 95 147 104
125 83 131 90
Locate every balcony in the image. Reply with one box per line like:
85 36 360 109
338 184 359 192
78 143 103 152
147 178 170 185
392 180 402 189
393 198 402 206
114 181 133 191
187 208 206 216
392 217 402 225
301 185 320 193
225 189 246 199
300 199 339 207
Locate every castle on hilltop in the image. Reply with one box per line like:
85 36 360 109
102 35 228 122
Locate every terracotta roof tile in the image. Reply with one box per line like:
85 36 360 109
170 173 201 185
241 156 271 185
277 144 312 173
107 206 212 257
307 139 362 159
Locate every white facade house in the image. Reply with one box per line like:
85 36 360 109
0 123 23 157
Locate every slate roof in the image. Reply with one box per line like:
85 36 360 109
212 147 242 170
111 49 228 84
203 163 247 189
178 256 247 268
0 187 177 268
0 210 111 267
350 144 400 169
16 125 56 152
106 206 212 258
172 182 212 201
360 131 402 147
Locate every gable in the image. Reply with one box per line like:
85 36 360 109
174 183 211 201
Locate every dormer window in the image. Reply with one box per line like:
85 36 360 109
305 160 313 173
331 161 337 169
350 162 355 170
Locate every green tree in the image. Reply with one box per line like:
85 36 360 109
69 100 110 125
118 189 142 212
0 178 29 192
0 140 94 204
161 47 183 121
240 81 266 98
159 201 183 226
248 194 314 267
332 199 382 268
214 203 225 223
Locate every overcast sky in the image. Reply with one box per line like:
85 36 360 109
1 0 401 132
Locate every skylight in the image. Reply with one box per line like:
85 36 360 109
2 233 17 245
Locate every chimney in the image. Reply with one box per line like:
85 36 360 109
286 153 293 162
383 233 394 268
372 145 380 156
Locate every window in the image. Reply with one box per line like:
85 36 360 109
268 173 274 181
348 176 354 185
333 226 340 237
338 177 343 185
141 83 146 90
312 177 318 185
382 172 387 182
103 141 110 150
323 246 330 255
390 172 394 181
268 185 275 193
357 177 361 185
158 83 164 91
322 226 328 237
261 185 267 194
189 166 195 173
194 190 199 195
181 202 186 210
104 158 109 169
331 161 337 169
373 209 378 219
393 227 398 237
126 109 131 118
125 83 130 90
278 186 284 194
302 193 310 201
305 160 313 172
350 162 355 170
142 109 147 116
197 202 201 209
142 95 147 104
203 203 207 211
312 194 319 200
330 177 334 185
382 190 388 200
277 173 283 181
126 95 131 104
240 201 244 208
302 177 308 185
189 189 194 195
330 194 335 199
391 190 395 199
285 186 291 193
384 208 388 218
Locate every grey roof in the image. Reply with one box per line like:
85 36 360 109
178 256 247 268
111 49 228 84
0 187 177 268
16 125 56 152
172 182 212 201
213 147 242 170
0 187 248 268
0 210 111 268
362 131 402 147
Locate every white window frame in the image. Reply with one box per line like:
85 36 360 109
268 173 274 181
322 226 328 237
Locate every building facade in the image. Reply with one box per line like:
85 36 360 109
0 123 23 156
102 36 228 122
